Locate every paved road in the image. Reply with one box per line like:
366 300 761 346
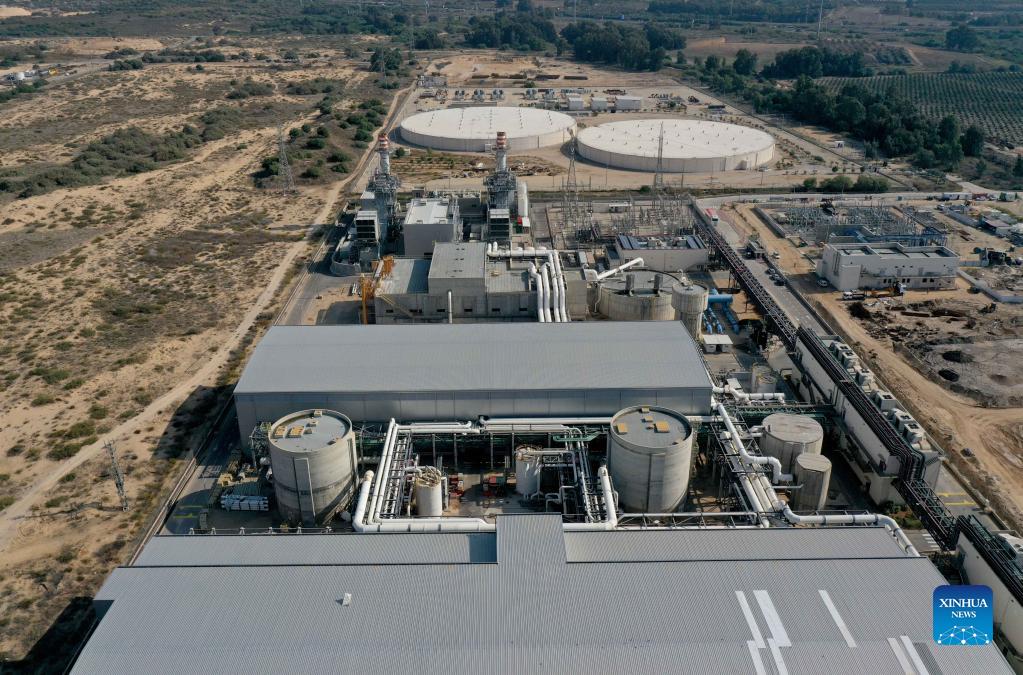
162 410 240 534
706 195 999 531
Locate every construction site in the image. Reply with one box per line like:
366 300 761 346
61 66 1023 674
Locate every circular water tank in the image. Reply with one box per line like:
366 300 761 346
792 452 832 512
597 271 677 321
515 446 542 496
607 405 694 512
268 409 357 526
760 413 823 474
672 283 708 339
415 467 444 518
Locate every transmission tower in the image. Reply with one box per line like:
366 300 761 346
276 124 295 193
816 0 825 40
105 441 130 512
652 122 666 193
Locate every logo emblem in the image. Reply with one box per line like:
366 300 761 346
933 585 992 645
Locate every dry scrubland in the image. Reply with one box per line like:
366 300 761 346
0 39 402 661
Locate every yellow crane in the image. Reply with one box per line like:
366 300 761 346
359 255 394 324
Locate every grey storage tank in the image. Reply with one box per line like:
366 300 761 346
672 283 708 338
268 409 358 526
759 413 823 474
792 452 832 511
596 271 678 321
607 405 694 512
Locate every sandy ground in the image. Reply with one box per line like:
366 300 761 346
0 5 30 19
727 199 1023 531
430 53 678 88
684 37 810 62
0 52 404 658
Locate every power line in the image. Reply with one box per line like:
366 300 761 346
105 441 130 512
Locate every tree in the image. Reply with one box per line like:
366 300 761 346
516 0 533 12
1013 155 1023 178
945 24 980 52
938 115 960 145
733 49 758 76
975 159 987 175
704 55 721 71
675 51 686 65
961 125 985 157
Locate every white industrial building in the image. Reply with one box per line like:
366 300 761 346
817 242 959 291
613 95 643 111
399 106 576 152
401 197 461 258
612 234 709 272
374 242 590 324
71 518 1013 674
577 119 775 173
234 321 713 437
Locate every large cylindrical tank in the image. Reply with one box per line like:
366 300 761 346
759 413 824 474
268 409 357 526
792 452 832 512
672 283 709 339
414 467 444 517
596 271 677 321
607 405 694 512
515 446 542 496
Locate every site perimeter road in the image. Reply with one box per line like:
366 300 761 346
702 194 1002 528
0 74 422 555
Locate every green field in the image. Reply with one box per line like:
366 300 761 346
820 72 1023 146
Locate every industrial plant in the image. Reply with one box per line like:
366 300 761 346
68 88 1023 675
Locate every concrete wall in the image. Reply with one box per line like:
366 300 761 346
237 387 710 439
402 222 458 258
578 143 774 174
400 126 576 152
614 243 709 272
375 291 536 324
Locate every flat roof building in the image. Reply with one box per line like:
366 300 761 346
817 242 959 291
374 242 589 323
71 517 1012 674
613 233 709 272
233 321 713 437
401 196 461 258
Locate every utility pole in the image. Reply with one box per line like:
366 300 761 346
277 124 295 193
105 441 129 512
816 0 825 41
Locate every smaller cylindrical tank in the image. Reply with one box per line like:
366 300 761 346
597 271 677 321
607 405 694 513
268 409 357 527
792 452 832 512
751 364 777 394
515 446 542 495
672 283 709 338
759 413 824 474
414 467 444 517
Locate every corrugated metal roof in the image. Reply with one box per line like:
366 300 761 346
234 322 711 395
496 515 564 568
136 532 496 567
73 519 1011 674
564 527 907 562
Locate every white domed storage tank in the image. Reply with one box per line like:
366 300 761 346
672 283 708 339
759 413 823 474
597 271 678 321
268 409 358 526
607 405 694 512
792 452 832 512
